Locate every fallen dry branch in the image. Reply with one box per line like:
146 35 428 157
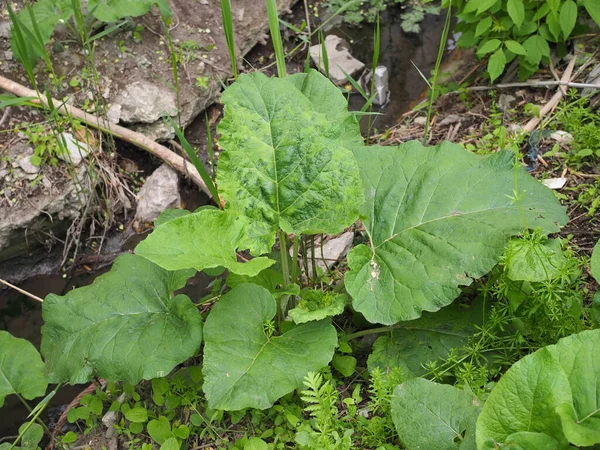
467 79 600 91
523 56 576 133
0 74 212 198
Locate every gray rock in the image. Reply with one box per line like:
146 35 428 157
0 22 10 39
309 35 365 86
413 116 427 126
582 64 600 97
0 166 89 260
312 232 354 271
114 80 178 124
498 94 516 111
57 132 91 166
18 155 40 174
4 50 13 61
134 164 181 224
439 114 462 127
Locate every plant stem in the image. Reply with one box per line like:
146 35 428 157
345 325 399 341
279 230 290 286
310 236 317 284
291 236 300 284
15 394 51 436
423 0 452 144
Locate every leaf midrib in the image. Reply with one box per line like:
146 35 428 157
374 205 523 249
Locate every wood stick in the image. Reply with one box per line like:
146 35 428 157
467 79 600 91
523 57 576 133
0 278 44 303
0 74 213 198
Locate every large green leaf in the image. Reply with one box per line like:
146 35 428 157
391 378 481 450
504 238 565 282
202 284 337 410
41 254 202 384
0 331 48 407
88 0 171 22
10 0 74 65
367 301 482 378
546 330 600 447
591 239 600 283
476 330 600 448
346 141 567 325
135 209 275 276
216 69 363 254
476 349 572 449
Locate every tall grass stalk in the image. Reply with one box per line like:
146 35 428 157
318 30 329 78
423 1 452 144
366 13 381 140
205 111 215 174
267 0 287 78
262 0 361 72
162 17 182 127
220 0 238 79
169 117 219 201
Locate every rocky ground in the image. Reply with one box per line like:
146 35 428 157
0 0 300 277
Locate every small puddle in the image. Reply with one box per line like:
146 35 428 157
325 8 449 133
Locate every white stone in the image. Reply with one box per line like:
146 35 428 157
542 177 568 190
107 103 122 124
114 80 178 124
550 130 574 145
309 35 365 86
57 132 91 166
4 50 13 61
134 164 181 223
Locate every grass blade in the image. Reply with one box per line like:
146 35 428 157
423 0 452 144
168 117 220 201
318 30 329 78
267 0 286 78
205 111 215 174
220 0 237 79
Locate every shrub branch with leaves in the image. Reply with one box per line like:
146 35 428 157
448 0 600 81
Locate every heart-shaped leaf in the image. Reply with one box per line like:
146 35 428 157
547 330 600 447
135 209 275 276
41 254 203 384
391 378 481 450
476 331 600 448
0 331 48 407
347 141 567 325
202 284 337 410
216 69 363 254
